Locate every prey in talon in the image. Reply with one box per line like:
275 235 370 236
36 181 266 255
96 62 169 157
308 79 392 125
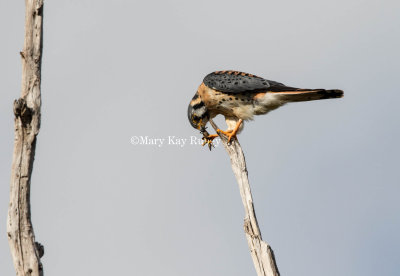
188 70 343 150
200 128 217 151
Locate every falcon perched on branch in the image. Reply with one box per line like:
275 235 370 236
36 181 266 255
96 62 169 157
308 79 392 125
188 70 343 149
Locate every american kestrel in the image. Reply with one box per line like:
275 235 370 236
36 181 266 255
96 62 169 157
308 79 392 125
188 70 343 149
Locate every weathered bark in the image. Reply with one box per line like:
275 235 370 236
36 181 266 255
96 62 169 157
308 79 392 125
7 1 44 275
209 119 280 276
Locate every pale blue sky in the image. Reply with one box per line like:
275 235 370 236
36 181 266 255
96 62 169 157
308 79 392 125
1 0 399 275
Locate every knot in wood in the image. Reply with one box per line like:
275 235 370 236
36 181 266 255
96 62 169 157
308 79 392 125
35 242 44 258
244 218 258 238
13 98 33 125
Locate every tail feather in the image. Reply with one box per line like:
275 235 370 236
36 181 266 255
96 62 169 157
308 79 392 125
269 88 344 102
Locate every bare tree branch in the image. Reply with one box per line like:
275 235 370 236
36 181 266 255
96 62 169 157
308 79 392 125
7 1 44 275
209 119 280 276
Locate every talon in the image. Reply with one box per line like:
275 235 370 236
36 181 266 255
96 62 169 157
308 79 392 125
207 139 214 151
216 119 243 143
216 129 234 141
201 134 218 150
227 133 236 143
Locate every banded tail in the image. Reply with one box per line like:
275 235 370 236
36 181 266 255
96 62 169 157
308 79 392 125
269 87 344 102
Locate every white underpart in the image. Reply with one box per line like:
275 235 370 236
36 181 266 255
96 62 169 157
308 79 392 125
225 116 244 132
214 93 287 132
253 93 285 115
231 105 255 121
230 93 285 121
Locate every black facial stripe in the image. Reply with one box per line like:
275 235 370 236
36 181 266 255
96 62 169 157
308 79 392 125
200 112 208 119
192 94 199 100
192 101 205 110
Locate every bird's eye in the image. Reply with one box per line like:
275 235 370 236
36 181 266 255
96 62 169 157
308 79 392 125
192 115 199 123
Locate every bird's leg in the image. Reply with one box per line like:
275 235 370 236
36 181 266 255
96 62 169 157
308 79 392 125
216 129 233 136
205 134 219 139
202 134 218 145
217 119 243 143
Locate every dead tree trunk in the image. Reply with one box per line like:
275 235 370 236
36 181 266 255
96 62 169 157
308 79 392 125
7 1 45 275
209 119 280 276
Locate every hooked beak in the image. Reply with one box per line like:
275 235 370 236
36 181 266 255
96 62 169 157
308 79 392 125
197 118 205 131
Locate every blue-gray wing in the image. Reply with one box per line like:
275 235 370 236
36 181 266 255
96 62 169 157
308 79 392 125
203 71 285 93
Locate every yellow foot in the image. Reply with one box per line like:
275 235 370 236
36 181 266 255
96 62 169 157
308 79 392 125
202 134 218 150
217 129 236 143
217 119 243 143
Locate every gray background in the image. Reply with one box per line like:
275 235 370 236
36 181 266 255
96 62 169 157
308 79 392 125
1 0 399 275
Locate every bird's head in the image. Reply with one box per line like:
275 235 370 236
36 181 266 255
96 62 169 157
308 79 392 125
187 93 209 133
